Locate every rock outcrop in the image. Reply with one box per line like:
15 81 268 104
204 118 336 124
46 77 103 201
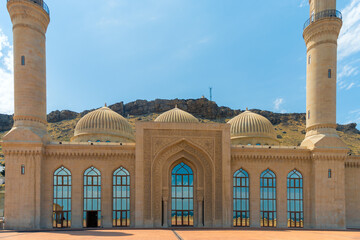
0 98 359 134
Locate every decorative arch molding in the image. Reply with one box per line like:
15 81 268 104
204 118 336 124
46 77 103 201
151 139 215 227
153 138 214 165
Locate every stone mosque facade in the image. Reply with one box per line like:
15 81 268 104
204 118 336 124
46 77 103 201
2 0 360 230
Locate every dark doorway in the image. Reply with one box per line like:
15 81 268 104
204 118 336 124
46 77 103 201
86 211 98 228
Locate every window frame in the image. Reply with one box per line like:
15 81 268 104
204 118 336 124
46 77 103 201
287 169 304 228
260 169 277 227
233 168 250 227
112 167 130 227
53 166 72 228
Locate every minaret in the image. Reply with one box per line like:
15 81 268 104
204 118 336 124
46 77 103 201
2 0 50 230
302 0 348 229
301 0 346 149
4 0 50 143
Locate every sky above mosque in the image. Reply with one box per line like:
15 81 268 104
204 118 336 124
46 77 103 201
0 0 359 126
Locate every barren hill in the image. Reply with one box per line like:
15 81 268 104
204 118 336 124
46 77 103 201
1 98 360 157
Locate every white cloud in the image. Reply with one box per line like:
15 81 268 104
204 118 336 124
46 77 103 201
273 98 285 113
338 64 359 79
0 28 14 114
346 82 355 90
337 0 360 91
338 0 360 60
346 109 360 125
299 0 308 8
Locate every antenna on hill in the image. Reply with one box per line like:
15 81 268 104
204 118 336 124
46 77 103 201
209 87 213 101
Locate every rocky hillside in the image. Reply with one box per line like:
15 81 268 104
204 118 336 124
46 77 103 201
1 98 360 155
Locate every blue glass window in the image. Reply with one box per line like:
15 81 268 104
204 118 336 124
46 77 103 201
287 169 304 228
260 169 276 227
113 167 130 227
171 163 194 226
83 167 101 227
53 166 71 228
233 169 250 227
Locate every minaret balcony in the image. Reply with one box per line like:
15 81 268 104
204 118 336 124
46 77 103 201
7 0 50 15
303 9 342 30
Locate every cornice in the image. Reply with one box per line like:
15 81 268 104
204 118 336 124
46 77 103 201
345 155 360 168
13 115 47 125
7 0 50 32
45 143 136 158
303 19 342 46
306 123 337 132
231 147 311 161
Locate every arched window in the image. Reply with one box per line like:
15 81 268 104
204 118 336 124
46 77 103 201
233 169 250 227
171 162 194 226
83 167 101 228
113 167 130 227
260 169 276 227
287 169 304 228
53 166 71 228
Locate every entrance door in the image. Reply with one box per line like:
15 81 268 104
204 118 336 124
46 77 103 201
86 211 98 228
171 162 194 226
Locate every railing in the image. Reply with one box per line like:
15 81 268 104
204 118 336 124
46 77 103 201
303 9 341 30
7 0 50 15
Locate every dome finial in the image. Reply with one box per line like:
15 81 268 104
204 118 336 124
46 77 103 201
105 103 107 107
175 104 178 108
246 107 248 111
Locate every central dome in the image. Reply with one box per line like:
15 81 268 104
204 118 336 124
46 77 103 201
227 110 279 145
155 106 199 123
71 106 134 143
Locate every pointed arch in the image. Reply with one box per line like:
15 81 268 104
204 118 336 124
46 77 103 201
113 166 130 227
53 166 71 228
233 168 250 227
171 162 194 226
83 166 101 228
287 169 304 228
260 168 276 227
151 139 214 227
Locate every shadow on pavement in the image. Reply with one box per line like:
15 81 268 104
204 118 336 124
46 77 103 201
48 230 133 237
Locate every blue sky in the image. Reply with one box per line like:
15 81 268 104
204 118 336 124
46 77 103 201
0 0 359 126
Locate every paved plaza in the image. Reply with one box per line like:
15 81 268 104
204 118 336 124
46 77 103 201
0 229 360 240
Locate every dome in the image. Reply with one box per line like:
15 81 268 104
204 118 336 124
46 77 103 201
155 107 199 123
227 110 279 145
71 106 134 143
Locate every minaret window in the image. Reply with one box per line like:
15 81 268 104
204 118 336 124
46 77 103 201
21 164 25 175
328 169 332 178
328 69 331 78
308 55 311 64
308 110 310 119
21 56 25 66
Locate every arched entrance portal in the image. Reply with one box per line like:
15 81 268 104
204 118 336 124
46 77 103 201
171 162 194 226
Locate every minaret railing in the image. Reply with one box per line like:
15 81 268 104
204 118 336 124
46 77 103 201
7 0 50 15
303 9 342 30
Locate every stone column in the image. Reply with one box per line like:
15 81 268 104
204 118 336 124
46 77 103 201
277 170 288 228
71 163 83 228
197 188 204 227
102 166 112 228
162 188 169 227
250 169 260 227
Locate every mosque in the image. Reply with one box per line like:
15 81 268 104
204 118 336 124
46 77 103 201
1 0 360 230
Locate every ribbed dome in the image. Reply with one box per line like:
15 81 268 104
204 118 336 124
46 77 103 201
227 110 279 145
155 107 199 123
71 106 134 142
